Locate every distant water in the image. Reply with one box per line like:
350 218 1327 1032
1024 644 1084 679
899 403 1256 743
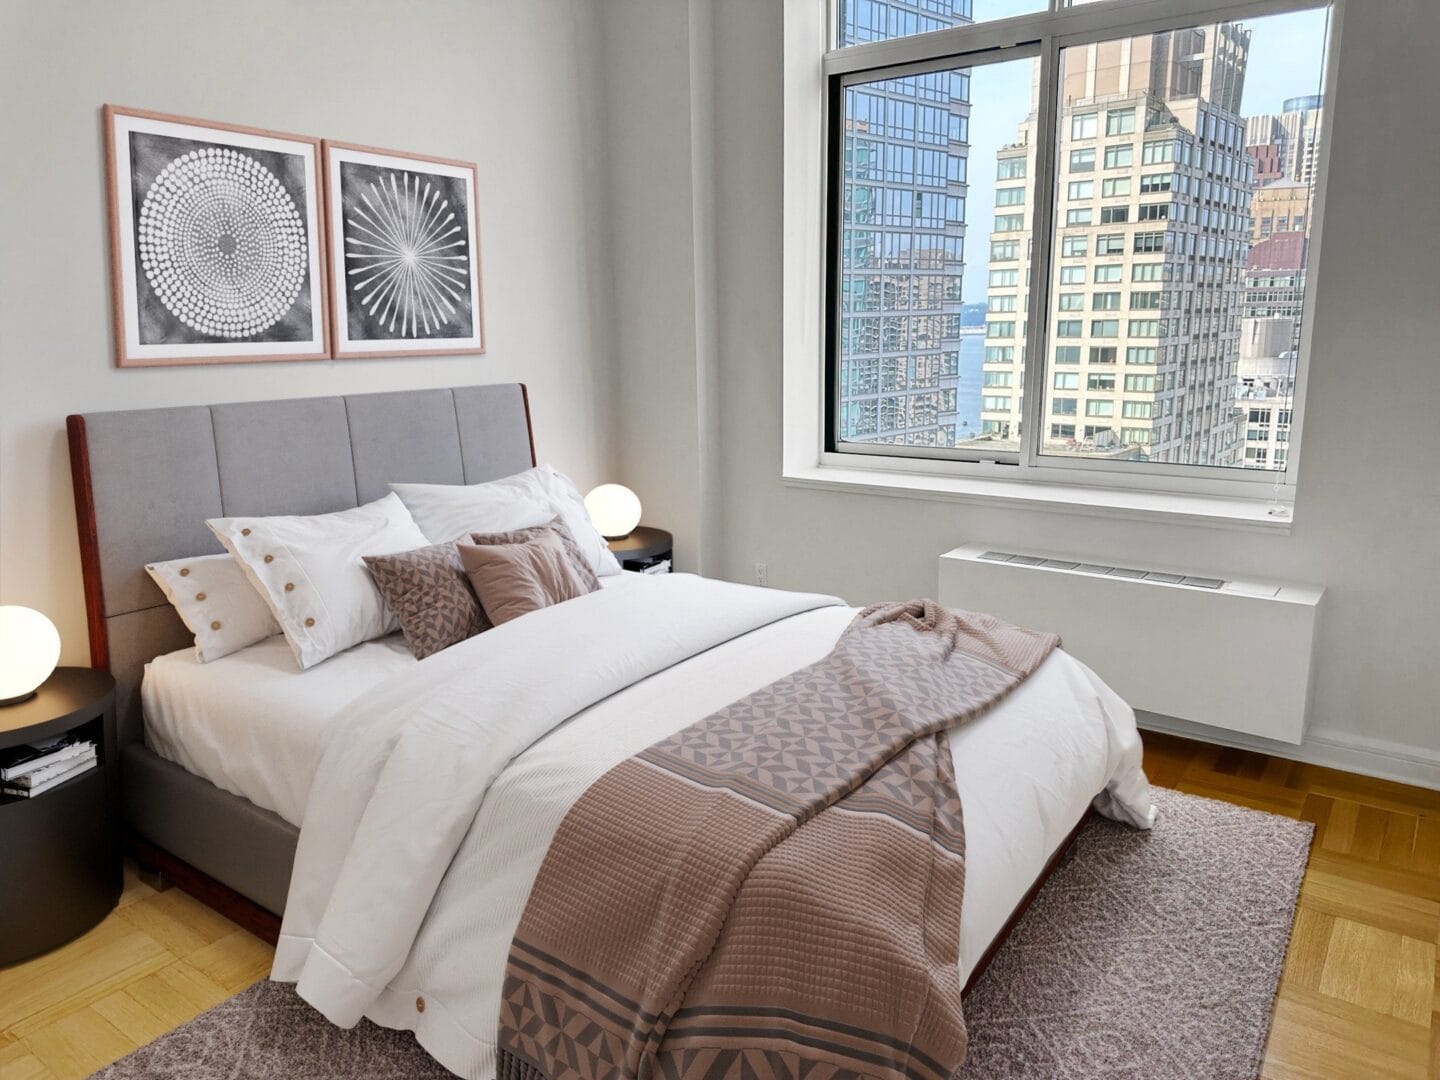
955 334 984 439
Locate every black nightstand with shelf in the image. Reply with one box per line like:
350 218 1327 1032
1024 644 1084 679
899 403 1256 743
0 667 120 965
607 526 673 574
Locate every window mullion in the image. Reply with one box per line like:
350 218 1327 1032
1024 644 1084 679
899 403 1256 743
1019 33 1062 470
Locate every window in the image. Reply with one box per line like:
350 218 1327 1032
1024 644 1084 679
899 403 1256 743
1141 139 1177 165
997 156 1027 180
1087 372 1116 391
1103 144 1133 169
826 1 1330 481
1106 108 1136 135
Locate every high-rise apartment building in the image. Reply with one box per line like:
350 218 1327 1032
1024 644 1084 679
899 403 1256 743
1250 178 1311 241
836 1 971 448
1245 93 1324 184
980 23 1254 465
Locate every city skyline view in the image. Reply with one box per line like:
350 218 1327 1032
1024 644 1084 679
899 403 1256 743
835 0 1330 468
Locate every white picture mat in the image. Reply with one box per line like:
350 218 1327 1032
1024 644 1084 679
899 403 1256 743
325 146 483 354
111 113 326 360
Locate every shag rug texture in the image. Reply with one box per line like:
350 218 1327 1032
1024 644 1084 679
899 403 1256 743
92 787 1311 1080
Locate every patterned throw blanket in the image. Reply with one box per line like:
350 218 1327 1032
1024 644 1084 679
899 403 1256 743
495 600 1059 1080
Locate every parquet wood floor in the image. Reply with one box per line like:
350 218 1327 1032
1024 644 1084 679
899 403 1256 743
1 733 1434 1079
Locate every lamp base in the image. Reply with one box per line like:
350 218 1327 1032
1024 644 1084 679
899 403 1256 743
0 690 38 707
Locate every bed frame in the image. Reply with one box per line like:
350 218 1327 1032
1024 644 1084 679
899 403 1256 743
66 380 1088 994
66 384 537 940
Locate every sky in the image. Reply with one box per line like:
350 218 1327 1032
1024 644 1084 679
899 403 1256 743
953 3 1331 302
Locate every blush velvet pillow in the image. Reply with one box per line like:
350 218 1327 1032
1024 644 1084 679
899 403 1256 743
457 526 599 627
467 519 602 594
363 543 489 660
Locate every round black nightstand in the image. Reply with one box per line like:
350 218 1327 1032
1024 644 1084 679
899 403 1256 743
0 667 120 966
607 526 673 574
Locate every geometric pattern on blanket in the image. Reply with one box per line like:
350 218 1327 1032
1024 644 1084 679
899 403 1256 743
496 599 1059 1080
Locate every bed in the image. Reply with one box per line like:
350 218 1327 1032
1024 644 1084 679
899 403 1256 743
68 384 1153 1080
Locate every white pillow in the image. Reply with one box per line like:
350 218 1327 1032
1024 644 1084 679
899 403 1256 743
391 464 621 576
207 493 430 670
146 554 281 663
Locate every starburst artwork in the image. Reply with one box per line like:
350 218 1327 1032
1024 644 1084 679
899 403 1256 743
105 106 330 366
324 143 484 357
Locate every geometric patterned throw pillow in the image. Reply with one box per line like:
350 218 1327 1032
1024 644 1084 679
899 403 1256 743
362 542 489 660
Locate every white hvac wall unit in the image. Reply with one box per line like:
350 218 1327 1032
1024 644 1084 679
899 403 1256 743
938 543 1323 744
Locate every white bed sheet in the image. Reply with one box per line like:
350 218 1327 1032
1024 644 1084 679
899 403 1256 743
141 574 653 827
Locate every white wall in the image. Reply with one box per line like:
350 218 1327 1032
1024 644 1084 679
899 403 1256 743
611 0 1440 780
0 0 617 664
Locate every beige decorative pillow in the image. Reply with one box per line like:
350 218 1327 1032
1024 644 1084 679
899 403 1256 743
468 519 601 594
457 529 598 627
363 543 488 660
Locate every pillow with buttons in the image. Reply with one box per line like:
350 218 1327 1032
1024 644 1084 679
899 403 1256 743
208 492 430 670
147 553 282 663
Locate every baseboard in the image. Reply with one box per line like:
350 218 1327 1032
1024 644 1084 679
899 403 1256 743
1136 711 1440 792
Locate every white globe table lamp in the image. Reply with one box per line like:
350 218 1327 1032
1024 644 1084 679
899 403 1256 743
584 484 643 540
0 606 62 706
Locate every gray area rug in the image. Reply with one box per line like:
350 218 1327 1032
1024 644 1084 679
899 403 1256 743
92 788 1311 1079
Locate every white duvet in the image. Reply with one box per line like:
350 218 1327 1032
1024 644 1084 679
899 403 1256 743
271 574 1154 1079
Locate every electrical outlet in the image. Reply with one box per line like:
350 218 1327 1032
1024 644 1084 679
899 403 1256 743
754 562 768 587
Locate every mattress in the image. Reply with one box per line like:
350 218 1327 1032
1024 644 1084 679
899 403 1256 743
144 576 1134 985
141 574 649 828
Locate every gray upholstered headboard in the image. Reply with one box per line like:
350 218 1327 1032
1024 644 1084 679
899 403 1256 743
67 384 535 743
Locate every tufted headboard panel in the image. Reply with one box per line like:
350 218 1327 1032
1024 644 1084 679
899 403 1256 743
67 383 535 742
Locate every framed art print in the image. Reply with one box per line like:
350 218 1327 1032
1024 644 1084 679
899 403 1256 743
323 141 484 358
103 105 330 366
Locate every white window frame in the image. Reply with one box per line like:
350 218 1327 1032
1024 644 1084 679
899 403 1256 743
784 0 1344 527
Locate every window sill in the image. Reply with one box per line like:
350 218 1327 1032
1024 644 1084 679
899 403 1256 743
782 462 1294 533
